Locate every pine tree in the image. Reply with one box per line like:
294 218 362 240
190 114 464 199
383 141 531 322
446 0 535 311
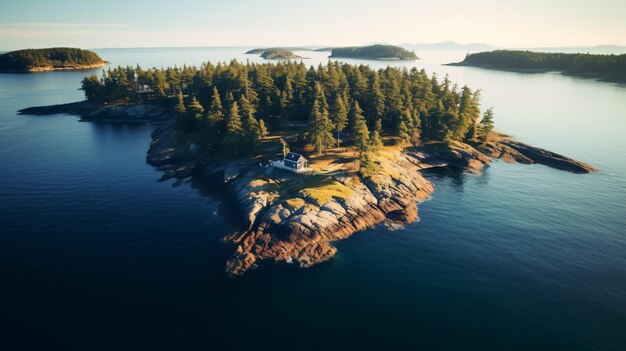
174 92 186 116
370 119 383 152
359 150 379 177
309 100 335 155
227 101 242 136
479 107 495 141
239 94 256 118
243 111 261 146
368 74 385 124
459 86 481 141
351 101 370 154
280 75 294 115
226 92 235 108
330 94 348 148
258 119 268 138
187 96 205 120
207 86 224 123
398 120 410 143
397 108 414 144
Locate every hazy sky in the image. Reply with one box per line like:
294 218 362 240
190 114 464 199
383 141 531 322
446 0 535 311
1 0 624 50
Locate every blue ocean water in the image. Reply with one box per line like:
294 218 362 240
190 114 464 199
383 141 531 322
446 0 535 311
0 48 625 350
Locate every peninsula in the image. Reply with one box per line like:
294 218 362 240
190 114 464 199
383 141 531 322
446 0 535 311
0 47 105 73
329 45 418 60
448 50 626 82
20 60 596 275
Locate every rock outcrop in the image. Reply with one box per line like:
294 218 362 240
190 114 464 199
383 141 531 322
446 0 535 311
146 124 436 275
19 101 170 123
417 137 596 175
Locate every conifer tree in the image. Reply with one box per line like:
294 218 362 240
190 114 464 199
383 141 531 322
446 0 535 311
187 96 205 120
258 119 269 138
331 94 348 148
308 83 334 154
370 119 383 152
174 92 186 116
351 101 370 154
359 150 378 177
243 111 261 146
368 74 385 124
398 120 410 143
239 94 256 118
208 86 224 123
227 101 242 136
479 107 495 141
309 100 335 155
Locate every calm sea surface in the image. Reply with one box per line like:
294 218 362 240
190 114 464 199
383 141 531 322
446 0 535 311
1 48 625 350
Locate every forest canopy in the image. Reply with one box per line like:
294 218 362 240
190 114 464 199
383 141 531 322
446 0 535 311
329 45 418 60
81 60 489 158
0 48 104 71
455 50 626 81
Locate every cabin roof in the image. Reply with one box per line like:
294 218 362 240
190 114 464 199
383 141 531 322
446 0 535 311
284 152 305 162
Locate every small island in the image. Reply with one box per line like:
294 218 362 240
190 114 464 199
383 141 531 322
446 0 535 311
259 48 303 60
20 60 596 276
245 47 313 54
329 45 418 60
0 47 106 73
448 50 626 82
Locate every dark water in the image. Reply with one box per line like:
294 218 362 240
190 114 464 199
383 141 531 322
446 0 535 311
1 48 625 350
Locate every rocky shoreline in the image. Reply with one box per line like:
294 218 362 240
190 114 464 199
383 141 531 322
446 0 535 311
20 101 598 275
146 124 596 275
19 101 170 123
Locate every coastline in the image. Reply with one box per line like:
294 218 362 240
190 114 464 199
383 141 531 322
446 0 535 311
329 55 418 61
19 101 598 275
446 62 626 83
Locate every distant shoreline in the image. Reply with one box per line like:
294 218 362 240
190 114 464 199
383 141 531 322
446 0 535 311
329 55 417 61
446 62 626 83
447 50 626 84
0 61 107 73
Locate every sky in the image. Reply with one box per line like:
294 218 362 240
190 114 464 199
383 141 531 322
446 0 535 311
1 0 625 50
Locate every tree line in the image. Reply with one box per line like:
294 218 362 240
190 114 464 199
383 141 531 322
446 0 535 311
329 45 418 60
460 50 626 80
81 60 494 163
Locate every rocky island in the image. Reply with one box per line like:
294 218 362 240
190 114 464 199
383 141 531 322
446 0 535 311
259 48 303 60
245 47 307 60
448 50 626 82
0 47 106 73
329 44 418 60
245 47 312 54
19 60 597 276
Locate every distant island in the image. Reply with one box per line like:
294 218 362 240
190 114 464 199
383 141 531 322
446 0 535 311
329 45 418 60
259 48 303 60
20 60 596 275
245 47 312 54
448 50 626 82
0 47 105 73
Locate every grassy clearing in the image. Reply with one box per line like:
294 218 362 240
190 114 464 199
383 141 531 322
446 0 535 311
297 175 353 206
